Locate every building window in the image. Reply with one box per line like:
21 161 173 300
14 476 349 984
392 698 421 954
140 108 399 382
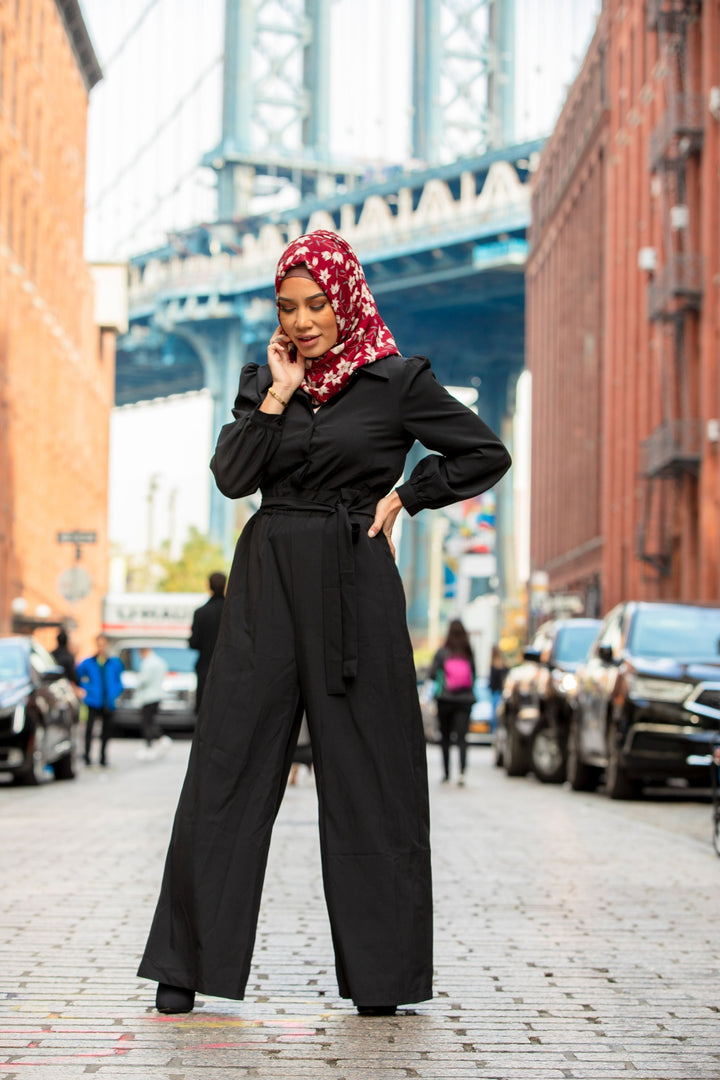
19 193 27 265
26 0 33 47
30 211 38 278
32 105 41 168
7 174 14 251
10 56 17 128
21 92 29 147
37 8 43 66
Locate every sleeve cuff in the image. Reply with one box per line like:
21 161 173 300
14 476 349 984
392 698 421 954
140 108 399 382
396 481 422 517
247 406 286 428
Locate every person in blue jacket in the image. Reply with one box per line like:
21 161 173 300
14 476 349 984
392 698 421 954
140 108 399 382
76 634 124 767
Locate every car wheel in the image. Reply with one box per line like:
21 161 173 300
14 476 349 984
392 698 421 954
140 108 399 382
52 748 76 781
530 719 566 783
492 733 504 768
605 720 641 800
504 717 529 777
566 717 600 792
15 727 48 786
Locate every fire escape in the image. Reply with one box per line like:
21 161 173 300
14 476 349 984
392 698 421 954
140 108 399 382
637 0 704 574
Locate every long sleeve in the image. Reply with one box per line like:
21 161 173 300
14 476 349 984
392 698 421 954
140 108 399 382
395 357 511 516
210 363 286 499
188 610 201 652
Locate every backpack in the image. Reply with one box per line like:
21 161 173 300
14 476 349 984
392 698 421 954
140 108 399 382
442 654 474 693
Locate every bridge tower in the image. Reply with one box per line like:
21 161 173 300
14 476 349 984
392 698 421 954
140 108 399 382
206 0 339 220
407 0 519 641
195 0 346 549
413 0 515 162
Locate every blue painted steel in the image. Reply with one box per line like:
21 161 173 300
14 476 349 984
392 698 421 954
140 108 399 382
413 0 442 162
304 0 331 162
218 0 255 218
497 0 516 145
412 0 517 160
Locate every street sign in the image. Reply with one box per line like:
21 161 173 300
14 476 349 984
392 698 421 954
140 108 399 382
57 531 97 544
57 566 93 603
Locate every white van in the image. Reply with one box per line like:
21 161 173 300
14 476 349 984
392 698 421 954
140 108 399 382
102 593 207 733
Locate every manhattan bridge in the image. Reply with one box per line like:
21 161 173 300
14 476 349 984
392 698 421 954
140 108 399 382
99 0 544 641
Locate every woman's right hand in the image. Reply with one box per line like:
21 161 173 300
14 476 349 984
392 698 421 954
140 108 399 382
267 327 305 398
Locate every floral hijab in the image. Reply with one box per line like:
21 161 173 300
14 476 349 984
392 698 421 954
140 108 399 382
275 230 399 405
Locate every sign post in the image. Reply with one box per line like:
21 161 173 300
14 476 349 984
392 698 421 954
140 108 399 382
56 530 98 604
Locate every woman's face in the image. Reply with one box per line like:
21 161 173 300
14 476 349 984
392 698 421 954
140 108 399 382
277 275 339 360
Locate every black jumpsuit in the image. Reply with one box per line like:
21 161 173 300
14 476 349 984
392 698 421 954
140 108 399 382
138 354 511 1007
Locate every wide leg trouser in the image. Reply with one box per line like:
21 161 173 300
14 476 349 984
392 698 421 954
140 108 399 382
137 508 433 1006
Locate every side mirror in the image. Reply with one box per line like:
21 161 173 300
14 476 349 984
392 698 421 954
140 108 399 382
598 644 614 664
523 648 541 663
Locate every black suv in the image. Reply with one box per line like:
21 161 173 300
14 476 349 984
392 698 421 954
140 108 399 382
0 636 79 784
495 618 601 782
568 601 720 799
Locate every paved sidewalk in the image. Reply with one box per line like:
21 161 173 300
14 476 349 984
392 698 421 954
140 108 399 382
1 737 720 1079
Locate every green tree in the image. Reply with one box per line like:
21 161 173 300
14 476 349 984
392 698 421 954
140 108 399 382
155 527 228 593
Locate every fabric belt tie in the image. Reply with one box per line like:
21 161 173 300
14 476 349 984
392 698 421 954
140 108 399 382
259 489 376 696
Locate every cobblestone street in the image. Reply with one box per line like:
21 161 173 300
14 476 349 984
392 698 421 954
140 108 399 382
1 737 719 1080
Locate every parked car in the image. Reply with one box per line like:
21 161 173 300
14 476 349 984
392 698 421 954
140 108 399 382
113 639 199 733
0 636 79 784
568 601 720 798
494 618 602 781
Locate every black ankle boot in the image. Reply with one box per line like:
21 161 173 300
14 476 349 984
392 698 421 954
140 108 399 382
155 983 195 1014
357 1005 397 1016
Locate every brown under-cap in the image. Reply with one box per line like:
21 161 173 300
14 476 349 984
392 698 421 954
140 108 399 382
279 264 316 284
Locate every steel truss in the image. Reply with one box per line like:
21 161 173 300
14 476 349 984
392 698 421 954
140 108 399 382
413 0 515 163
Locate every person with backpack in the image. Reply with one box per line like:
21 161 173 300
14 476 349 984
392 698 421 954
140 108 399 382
430 619 476 785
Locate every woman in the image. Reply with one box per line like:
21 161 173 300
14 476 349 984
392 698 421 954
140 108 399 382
429 620 477 785
138 229 511 1017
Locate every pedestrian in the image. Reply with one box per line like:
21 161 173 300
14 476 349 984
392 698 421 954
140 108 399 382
138 229 511 1017
488 643 508 734
188 571 226 713
52 629 80 688
429 620 477 786
134 646 171 760
76 634 124 767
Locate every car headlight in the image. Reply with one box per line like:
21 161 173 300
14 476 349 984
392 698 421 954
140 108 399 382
12 704 25 733
552 671 578 694
626 676 690 704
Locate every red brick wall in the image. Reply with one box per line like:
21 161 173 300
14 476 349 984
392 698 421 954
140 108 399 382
526 25 608 612
528 0 720 614
0 0 114 657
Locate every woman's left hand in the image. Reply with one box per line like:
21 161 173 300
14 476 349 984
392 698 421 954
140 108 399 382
368 490 404 559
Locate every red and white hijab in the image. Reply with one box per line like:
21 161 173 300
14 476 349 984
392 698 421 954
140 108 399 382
275 230 399 405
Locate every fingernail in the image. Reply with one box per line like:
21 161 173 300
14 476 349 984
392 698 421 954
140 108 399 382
368 528 376 536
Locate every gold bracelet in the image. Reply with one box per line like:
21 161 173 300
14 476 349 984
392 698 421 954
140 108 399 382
268 387 288 408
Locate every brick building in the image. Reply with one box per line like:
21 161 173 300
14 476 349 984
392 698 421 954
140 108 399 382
527 0 720 616
0 1 118 654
